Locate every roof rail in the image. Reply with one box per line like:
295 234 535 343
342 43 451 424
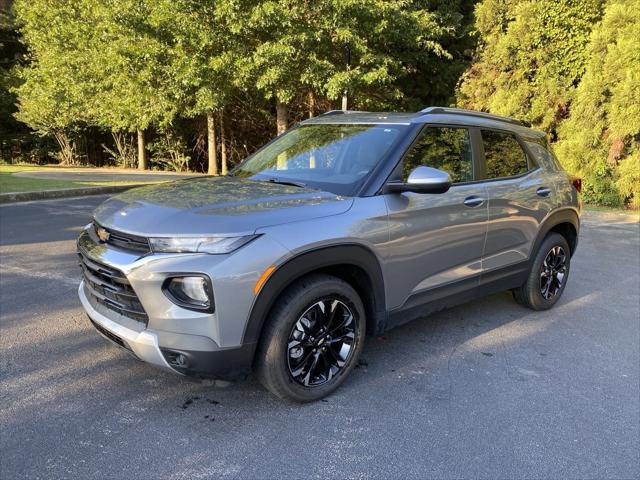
318 109 368 117
419 106 528 127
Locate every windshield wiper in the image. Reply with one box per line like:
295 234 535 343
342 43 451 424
264 177 308 189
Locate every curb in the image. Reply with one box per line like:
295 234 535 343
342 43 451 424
0 184 147 204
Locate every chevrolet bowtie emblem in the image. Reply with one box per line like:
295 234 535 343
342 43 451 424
96 226 110 242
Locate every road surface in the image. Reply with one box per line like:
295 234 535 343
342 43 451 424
1 196 638 479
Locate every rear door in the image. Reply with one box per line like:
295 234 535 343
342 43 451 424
383 125 488 310
479 129 556 271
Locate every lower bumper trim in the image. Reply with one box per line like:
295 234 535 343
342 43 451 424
159 344 255 380
79 282 179 374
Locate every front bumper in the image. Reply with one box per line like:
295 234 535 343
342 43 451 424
81 281 256 378
76 224 288 379
79 281 176 373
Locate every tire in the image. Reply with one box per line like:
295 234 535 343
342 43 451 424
255 274 366 402
513 232 571 310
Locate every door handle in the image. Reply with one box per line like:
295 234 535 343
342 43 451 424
463 196 485 208
536 187 551 197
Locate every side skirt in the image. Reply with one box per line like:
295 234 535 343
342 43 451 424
385 261 529 331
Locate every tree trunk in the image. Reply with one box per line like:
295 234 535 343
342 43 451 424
207 111 218 175
137 129 147 170
276 100 288 136
308 90 315 118
341 91 348 111
219 110 228 175
53 130 76 165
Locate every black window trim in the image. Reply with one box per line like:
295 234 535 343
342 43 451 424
476 126 540 183
392 123 478 188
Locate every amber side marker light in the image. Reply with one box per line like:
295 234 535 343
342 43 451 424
254 265 276 295
570 176 582 193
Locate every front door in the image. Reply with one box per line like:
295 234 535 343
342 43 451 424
383 126 488 310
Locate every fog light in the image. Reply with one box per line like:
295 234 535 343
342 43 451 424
163 276 214 312
162 350 190 368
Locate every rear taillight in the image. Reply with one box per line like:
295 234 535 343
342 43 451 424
570 176 582 193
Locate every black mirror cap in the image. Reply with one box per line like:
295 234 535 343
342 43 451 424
383 180 451 194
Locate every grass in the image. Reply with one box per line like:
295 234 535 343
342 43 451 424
0 164 161 193
583 203 639 215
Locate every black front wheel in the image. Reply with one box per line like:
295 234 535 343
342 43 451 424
513 232 571 310
255 274 365 402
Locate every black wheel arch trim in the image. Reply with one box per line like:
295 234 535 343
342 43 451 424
531 208 580 262
242 243 387 360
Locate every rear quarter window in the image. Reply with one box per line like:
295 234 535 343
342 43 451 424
481 130 530 179
521 135 563 171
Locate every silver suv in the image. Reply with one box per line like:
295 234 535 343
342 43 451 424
78 107 581 402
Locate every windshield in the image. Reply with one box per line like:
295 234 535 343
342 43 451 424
232 124 408 195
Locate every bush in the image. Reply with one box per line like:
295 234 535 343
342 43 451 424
148 131 191 172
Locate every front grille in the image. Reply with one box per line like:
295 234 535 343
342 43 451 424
93 222 150 253
79 251 148 324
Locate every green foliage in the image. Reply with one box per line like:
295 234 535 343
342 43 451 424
458 0 639 208
6 0 635 206
8 0 476 168
458 0 603 132
13 0 96 134
239 0 468 110
554 0 640 208
0 3 54 163
0 6 23 136
102 132 136 168
147 130 191 172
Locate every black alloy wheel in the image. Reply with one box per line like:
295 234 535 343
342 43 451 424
287 298 356 387
539 245 568 300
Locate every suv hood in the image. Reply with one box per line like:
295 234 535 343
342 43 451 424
93 177 353 236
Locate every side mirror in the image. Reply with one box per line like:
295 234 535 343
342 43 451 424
384 166 452 194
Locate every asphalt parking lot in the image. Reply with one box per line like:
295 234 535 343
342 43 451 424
1 196 639 479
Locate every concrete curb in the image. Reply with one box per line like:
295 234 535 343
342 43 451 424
0 184 146 204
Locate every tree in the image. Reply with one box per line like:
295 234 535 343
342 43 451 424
162 0 244 175
0 2 32 161
13 0 98 163
241 0 461 135
89 0 183 170
554 0 640 207
10 0 479 175
319 0 459 111
457 0 604 133
14 0 183 168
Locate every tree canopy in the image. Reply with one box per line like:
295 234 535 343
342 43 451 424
458 0 639 207
554 0 640 207
1 0 638 207
8 0 474 168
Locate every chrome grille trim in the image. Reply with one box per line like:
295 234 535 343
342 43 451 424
93 221 150 253
78 251 148 325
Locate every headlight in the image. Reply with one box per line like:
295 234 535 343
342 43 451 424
163 276 214 312
149 235 258 254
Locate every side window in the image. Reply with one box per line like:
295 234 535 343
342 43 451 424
481 130 529 179
522 135 560 171
403 127 473 183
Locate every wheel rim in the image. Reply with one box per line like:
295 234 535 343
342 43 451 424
540 245 568 300
286 298 357 387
